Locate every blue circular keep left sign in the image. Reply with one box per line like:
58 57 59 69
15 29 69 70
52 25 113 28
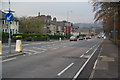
5 13 14 22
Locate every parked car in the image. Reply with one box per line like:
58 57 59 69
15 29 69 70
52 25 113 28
70 36 77 41
86 36 92 39
78 36 84 40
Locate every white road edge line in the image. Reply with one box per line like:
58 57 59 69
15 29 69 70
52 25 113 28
2 57 17 63
57 63 74 76
72 45 100 80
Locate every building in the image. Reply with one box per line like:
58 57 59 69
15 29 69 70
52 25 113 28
37 12 51 34
56 21 65 35
63 21 73 36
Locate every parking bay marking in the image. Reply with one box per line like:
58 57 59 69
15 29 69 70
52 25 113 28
57 63 74 76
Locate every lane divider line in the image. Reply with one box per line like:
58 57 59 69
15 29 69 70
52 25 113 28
72 45 100 80
2 57 17 63
80 54 84 58
86 50 90 53
57 63 74 76
90 47 92 50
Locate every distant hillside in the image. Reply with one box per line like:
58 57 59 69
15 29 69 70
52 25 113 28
73 23 103 28
73 23 103 34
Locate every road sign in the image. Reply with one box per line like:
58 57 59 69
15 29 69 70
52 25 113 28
5 13 14 22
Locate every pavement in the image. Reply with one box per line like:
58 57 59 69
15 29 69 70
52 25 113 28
90 39 119 79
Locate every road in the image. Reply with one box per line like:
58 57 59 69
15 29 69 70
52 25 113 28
2 38 103 79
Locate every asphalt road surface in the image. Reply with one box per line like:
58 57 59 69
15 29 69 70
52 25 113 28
2 38 103 79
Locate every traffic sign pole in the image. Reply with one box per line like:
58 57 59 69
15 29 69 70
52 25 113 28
8 23 11 54
5 0 14 54
5 13 14 54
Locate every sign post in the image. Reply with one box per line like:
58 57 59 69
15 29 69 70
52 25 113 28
5 13 14 54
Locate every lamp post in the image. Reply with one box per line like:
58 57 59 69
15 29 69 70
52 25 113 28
114 8 116 43
66 10 72 37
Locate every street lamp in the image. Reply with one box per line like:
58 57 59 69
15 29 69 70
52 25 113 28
66 10 72 37
67 10 72 22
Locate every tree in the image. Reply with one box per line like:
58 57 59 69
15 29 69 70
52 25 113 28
19 16 45 34
91 1 120 40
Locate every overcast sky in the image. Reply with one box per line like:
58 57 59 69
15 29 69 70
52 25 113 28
2 1 95 23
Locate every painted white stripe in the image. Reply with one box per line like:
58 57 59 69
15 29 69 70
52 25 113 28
80 54 84 58
86 50 90 53
72 45 100 80
2 57 16 62
32 47 47 50
57 63 74 76
89 45 103 79
29 51 45 55
93 59 98 69
22 44 29 46
27 50 39 53
90 47 92 50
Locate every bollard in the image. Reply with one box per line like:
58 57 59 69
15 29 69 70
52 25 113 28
0 41 2 55
15 40 22 52
59 37 62 41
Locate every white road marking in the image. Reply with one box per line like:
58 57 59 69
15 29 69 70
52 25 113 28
52 48 57 50
27 50 39 53
29 51 45 55
93 59 98 69
80 54 84 58
2 57 17 63
57 63 74 76
73 45 100 80
86 50 90 53
47 45 50 46
90 47 92 50
22 44 29 46
92 45 96 48
32 47 47 50
89 45 103 79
